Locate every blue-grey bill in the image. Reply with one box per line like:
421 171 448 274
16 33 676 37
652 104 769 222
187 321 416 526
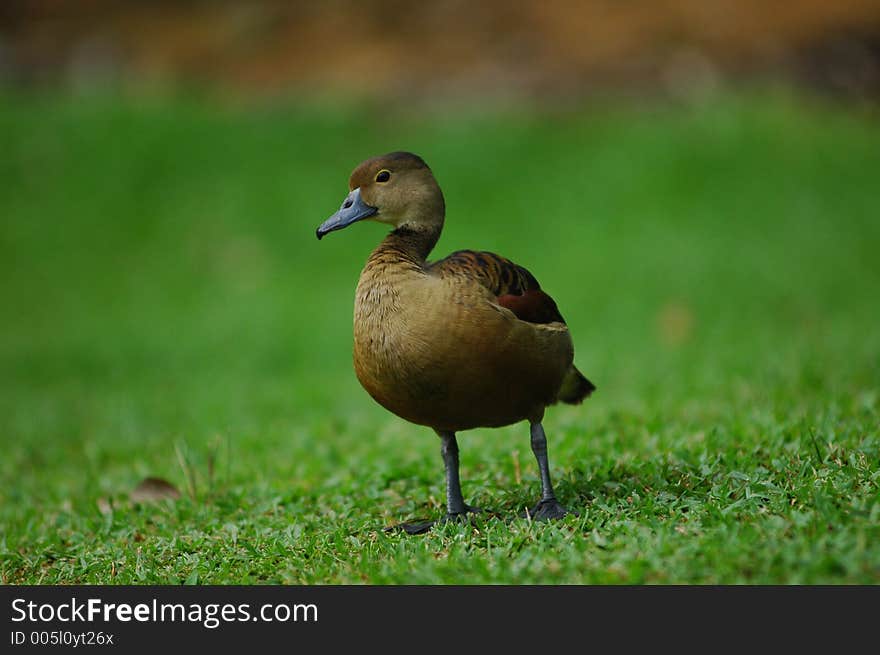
316 187 378 240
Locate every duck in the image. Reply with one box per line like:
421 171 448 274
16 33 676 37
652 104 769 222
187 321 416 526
316 151 595 533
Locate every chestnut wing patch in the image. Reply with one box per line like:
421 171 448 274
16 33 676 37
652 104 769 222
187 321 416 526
497 289 565 324
431 250 566 325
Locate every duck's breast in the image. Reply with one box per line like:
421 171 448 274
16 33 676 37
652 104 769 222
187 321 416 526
353 274 572 431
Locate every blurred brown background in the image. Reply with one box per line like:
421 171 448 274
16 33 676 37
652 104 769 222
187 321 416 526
3 0 880 102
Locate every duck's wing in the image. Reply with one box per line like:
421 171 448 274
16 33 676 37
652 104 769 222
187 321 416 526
430 249 596 403
429 250 566 325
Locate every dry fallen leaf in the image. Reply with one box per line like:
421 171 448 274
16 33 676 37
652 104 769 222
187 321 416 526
130 477 181 503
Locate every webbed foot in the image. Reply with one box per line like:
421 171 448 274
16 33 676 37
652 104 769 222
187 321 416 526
388 505 484 535
523 498 577 521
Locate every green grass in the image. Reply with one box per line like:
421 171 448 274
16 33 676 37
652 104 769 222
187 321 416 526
1 90 879 584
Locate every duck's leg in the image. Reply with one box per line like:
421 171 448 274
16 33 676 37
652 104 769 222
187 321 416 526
399 431 480 535
526 421 574 520
439 431 481 517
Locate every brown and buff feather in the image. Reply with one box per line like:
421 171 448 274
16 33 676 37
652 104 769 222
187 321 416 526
429 250 595 403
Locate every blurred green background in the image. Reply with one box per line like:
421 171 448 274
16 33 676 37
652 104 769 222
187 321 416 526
1 2 879 583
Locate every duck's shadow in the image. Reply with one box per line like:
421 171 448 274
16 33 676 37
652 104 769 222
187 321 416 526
381 460 701 535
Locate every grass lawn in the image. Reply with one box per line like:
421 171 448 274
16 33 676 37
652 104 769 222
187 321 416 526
1 90 878 584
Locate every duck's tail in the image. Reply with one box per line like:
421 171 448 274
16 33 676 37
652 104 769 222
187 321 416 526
557 365 596 405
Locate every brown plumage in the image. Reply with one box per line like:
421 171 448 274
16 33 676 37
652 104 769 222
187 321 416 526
317 151 595 532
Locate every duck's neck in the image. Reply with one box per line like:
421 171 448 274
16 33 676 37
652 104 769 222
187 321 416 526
357 225 441 327
370 225 441 269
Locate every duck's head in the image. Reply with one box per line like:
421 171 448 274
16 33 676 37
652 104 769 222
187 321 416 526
316 152 445 240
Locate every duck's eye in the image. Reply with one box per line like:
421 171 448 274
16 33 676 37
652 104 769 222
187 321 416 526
375 170 391 183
